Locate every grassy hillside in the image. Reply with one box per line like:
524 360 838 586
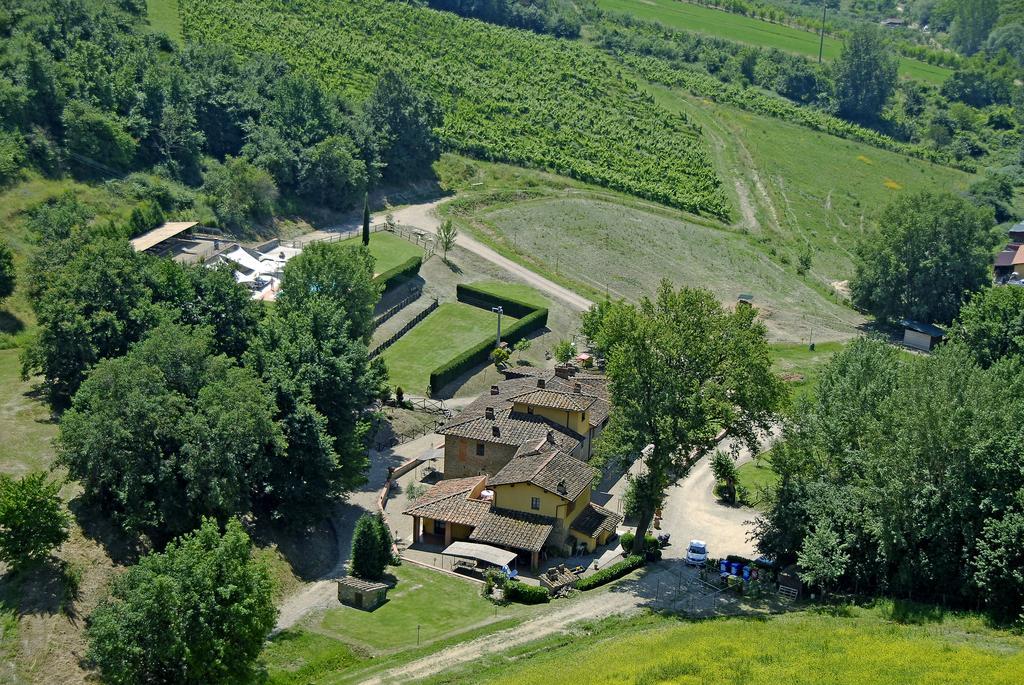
179 0 728 218
426 607 1024 685
596 0 952 85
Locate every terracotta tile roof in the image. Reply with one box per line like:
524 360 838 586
338 576 389 592
490 450 597 502
439 406 582 453
570 502 623 539
469 508 555 553
509 388 596 412
587 397 611 427
402 476 490 527
995 243 1022 268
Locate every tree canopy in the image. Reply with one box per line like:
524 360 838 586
832 24 899 125
950 285 1024 367
755 338 1024 620
850 191 996 325
57 322 284 540
591 282 784 555
86 518 276 685
0 473 70 569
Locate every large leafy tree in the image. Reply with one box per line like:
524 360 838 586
245 297 386 523
275 240 381 343
0 473 70 569
832 24 899 125
146 259 261 360
58 323 284 540
592 282 784 555
850 191 995 325
361 70 442 184
21 237 156 406
950 286 1024 368
952 0 1000 55
86 518 276 685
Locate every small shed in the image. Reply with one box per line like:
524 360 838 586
337 576 388 611
901 319 945 352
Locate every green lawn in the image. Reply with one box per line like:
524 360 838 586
770 341 845 400
464 280 549 309
344 232 423 278
262 564 540 684
596 0 952 85
426 605 1024 684
380 303 509 394
0 350 56 476
146 0 183 42
737 452 779 507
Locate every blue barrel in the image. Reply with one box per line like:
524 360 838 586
731 562 741 576
720 560 728 574
742 566 751 581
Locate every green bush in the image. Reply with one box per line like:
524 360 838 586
575 555 645 591
504 580 550 604
428 306 548 394
373 255 422 291
619 533 661 557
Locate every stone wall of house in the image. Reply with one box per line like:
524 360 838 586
442 438 518 478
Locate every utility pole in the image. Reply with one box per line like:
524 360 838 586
818 0 827 63
492 306 503 346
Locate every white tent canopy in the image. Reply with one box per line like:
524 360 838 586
442 541 517 567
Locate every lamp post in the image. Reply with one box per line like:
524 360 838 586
492 306 503 346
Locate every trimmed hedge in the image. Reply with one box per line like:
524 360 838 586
575 555 645 591
373 255 422 291
427 286 549 395
456 283 542 319
504 580 550 604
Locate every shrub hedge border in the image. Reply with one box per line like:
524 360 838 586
504 579 550 604
427 283 549 395
374 255 422 292
575 555 645 591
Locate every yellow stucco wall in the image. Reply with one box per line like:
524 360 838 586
491 483 590 531
512 402 590 436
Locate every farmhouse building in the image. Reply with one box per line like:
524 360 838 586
404 446 621 568
438 365 610 478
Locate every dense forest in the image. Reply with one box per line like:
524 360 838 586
0 0 442 233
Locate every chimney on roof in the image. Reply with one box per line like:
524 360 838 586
485 406 495 420
492 425 500 438
537 378 545 389
490 384 500 395
574 382 582 394
557 480 567 495
547 429 555 444
554 364 576 379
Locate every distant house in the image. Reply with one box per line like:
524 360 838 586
404 448 621 568
438 366 610 477
901 319 945 352
880 17 906 28
994 223 1024 282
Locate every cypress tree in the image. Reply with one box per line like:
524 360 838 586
374 514 394 567
350 513 383 579
362 194 370 246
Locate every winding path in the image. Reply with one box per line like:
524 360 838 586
303 200 594 312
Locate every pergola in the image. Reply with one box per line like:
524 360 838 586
441 541 518 568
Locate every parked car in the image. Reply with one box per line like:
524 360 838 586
685 539 708 566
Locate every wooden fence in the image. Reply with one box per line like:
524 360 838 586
373 286 423 330
368 298 440 359
283 222 387 249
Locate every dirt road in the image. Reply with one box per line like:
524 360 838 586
362 564 679 684
305 200 593 312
